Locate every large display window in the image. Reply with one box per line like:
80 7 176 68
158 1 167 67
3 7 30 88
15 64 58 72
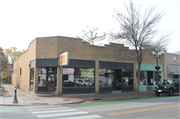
122 70 133 86
99 69 113 87
154 71 162 84
99 69 133 88
139 71 147 86
62 68 95 87
136 71 162 86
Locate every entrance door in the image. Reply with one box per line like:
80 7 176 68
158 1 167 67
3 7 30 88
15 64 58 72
47 68 56 91
113 70 122 90
147 71 153 85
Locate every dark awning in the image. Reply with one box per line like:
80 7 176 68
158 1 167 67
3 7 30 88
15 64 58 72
167 65 180 74
36 59 58 67
64 59 95 68
99 61 133 70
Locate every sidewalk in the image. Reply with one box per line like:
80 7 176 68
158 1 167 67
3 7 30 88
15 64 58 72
0 84 170 106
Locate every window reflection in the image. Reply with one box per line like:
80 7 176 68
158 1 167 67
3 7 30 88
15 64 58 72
38 68 47 87
30 68 34 86
99 69 133 88
63 68 95 87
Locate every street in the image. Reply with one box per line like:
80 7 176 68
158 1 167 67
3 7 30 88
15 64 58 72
1 96 179 119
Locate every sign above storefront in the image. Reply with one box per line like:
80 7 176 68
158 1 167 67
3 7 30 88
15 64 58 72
60 52 69 66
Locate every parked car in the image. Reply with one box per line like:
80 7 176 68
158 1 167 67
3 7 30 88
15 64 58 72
74 79 85 86
84 80 91 86
89 81 107 87
63 80 74 87
154 79 179 96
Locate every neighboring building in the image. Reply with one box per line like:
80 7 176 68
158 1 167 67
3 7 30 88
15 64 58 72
164 51 180 79
2 64 12 84
12 36 165 94
137 64 163 92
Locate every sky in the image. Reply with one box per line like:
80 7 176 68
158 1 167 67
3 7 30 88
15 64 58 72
0 0 179 53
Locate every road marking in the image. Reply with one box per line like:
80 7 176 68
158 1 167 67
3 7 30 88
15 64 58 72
107 105 180 116
25 106 103 118
32 109 77 114
37 111 88 118
27 107 69 111
0 107 25 113
72 96 180 107
55 115 102 119
24 105 62 109
83 102 168 113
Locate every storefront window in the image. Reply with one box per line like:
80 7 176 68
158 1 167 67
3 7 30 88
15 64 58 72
99 69 133 87
155 71 162 84
30 68 34 86
63 68 94 87
99 69 113 87
138 71 147 86
122 70 133 86
38 68 47 87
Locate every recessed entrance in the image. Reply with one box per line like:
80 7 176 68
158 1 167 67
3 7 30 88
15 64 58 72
38 68 57 92
47 68 56 91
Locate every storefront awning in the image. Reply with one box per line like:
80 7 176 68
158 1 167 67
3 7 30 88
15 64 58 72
167 65 180 74
36 59 58 67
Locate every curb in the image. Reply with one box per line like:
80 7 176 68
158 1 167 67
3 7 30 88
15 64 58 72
0 99 85 106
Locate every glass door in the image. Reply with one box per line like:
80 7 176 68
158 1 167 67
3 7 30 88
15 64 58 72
47 68 56 91
38 68 47 91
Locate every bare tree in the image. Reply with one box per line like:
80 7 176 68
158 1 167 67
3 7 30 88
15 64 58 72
77 26 106 46
107 1 171 94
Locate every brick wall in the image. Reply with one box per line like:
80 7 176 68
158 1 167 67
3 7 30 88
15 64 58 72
164 52 180 79
13 36 165 92
12 40 36 92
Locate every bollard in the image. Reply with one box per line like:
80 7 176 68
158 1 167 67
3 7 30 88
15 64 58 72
12 87 18 103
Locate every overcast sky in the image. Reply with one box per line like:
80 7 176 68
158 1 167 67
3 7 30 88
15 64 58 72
0 0 179 53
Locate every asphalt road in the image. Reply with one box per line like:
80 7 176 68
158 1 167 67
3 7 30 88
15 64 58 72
1 96 180 119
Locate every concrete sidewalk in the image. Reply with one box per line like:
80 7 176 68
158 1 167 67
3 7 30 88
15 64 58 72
0 84 171 106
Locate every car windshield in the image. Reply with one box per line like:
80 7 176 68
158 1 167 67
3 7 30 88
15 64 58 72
163 80 173 84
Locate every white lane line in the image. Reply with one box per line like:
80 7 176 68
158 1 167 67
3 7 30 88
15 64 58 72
32 109 77 114
37 111 88 118
55 115 102 119
24 105 62 109
27 107 69 111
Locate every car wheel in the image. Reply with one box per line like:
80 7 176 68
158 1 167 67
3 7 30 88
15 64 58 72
156 92 160 96
168 89 174 96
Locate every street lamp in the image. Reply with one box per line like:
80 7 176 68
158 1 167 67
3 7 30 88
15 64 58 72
152 50 162 85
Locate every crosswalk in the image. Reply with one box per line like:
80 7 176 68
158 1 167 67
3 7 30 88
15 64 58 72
24 105 102 119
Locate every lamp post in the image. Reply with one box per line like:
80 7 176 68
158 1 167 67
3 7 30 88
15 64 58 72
152 50 162 85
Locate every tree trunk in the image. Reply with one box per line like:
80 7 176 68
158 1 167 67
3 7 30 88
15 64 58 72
137 62 141 94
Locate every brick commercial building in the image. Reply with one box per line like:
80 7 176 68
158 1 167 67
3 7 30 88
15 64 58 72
12 36 165 95
164 51 180 79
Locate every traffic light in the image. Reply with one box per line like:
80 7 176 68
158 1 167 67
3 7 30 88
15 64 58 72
155 66 160 70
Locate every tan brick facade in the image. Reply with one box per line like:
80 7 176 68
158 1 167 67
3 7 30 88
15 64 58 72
164 52 180 79
13 40 36 92
12 36 165 94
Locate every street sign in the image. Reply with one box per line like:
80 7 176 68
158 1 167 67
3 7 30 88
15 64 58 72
60 52 69 66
